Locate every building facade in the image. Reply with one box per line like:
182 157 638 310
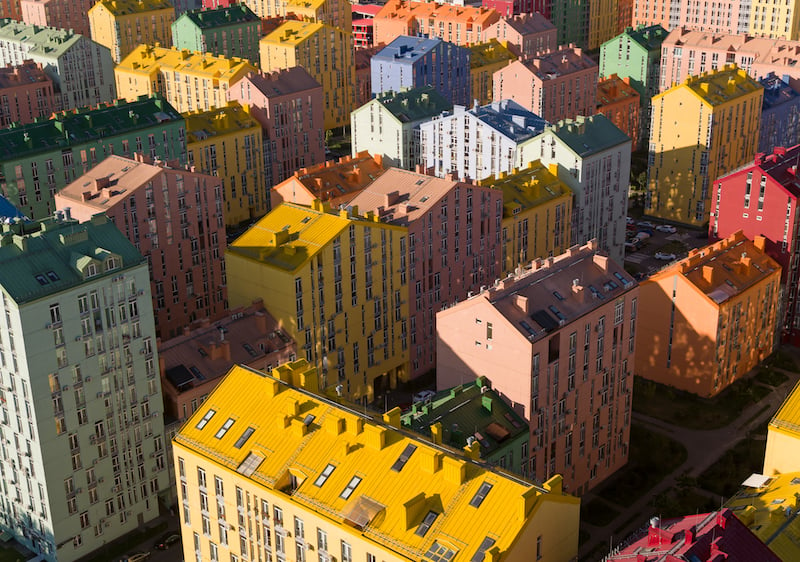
635 231 781 397
758 73 800 154
0 20 116 112
0 95 185 220
88 0 175 64
0 214 169 561
55 154 228 339
596 74 640 149
437 240 639 494
481 13 557 58
0 60 56 127
763 380 800 477
171 5 261 64
20 0 95 37
470 40 515 106
647 65 763 227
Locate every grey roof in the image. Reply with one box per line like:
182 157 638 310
472 99 547 143
548 114 631 157
373 35 443 64
760 72 800 110
376 85 452 123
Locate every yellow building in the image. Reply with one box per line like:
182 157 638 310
185 101 266 227
748 0 800 40
115 45 255 114
469 39 516 106
588 0 619 50
260 20 354 130
479 161 572 275
173 361 581 562
286 0 351 29
226 201 408 401
763 379 800 476
88 0 175 63
647 65 763 227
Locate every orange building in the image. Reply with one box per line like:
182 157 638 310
636 231 781 397
597 74 640 149
373 0 500 47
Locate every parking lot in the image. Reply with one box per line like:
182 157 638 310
624 218 709 278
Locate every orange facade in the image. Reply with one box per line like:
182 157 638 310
597 74 640 148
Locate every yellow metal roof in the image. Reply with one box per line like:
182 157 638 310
479 160 571 217
770 380 800 438
469 39 516 69
285 0 326 10
261 20 325 47
93 0 173 15
184 101 258 141
725 471 800 561
654 64 763 107
174 362 576 560
116 45 255 80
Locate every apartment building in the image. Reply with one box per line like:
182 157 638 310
470 40 515 106
88 0 176 63
351 86 452 170
0 0 21 20
185 102 266 227
597 74 640 149
0 60 56 127
420 99 547 182
0 95 185 220
374 0 500 47
226 201 408 402
478 160 572 275
0 214 168 561
0 20 116 112
227 67 325 191
173 361 581 562
710 146 800 345
371 36 471 107
763 380 800 477
636 231 781 397
20 0 94 37
481 13 557 58
114 45 255 114
284 0 351 29
259 20 354 130
518 114 631 265
352 3 380 48
437 240 639 494
494 45 598 123
349 168 503 379
171 4 261 64
758 73 800 154
354 44 383 108
647 65 763 227
55 154 227 339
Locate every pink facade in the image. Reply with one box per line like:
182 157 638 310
0 60 56 127
710 145 800 345
227 67 325 193
481 13 557 57
20 0 95 37
481 0 536 18
494 45 598 123
350 168 503 379
436 240 638 494
202 0 235 9
55 154 228 339
632 0 673 31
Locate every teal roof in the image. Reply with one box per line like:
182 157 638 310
401 378 528 457
0 214 145 304
617 24 667 52
0 95 182 161
0 19 83 59
375 86 452 124
548 114 630 157
178 4 259 29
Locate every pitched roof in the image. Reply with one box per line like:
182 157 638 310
546 114 631 157
478 160 571 218
179 4 259 29
769 379 800 438
373 86 452 123
236 67 321 99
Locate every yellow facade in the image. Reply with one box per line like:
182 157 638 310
588 0 619 49
647 65 763 227
173 362 581 562
469 40 516 106
225 201 408 401
748 0 800 40
286 0 351 29
185 102 266 227
479 161 572 275
114 45 256 113
259 20 354 130
763 380 800 475
88 0 175 63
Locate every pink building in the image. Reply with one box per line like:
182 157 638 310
0 60 56 127
158 299 296 423
597 74 640 149
349 168 503 379
481 0 536 18
55 154 228 339
355 43 383 108
494 45 598 123
436 240 638 494
660 28 800 92
202 0 234 8
481 13 557 57
352 4 381 48
20 0 94 37
227 67 325 193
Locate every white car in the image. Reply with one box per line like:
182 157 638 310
637 220 655 228
626 217 634 225
412 390 436 403
655 252 677 261
656 225 677 233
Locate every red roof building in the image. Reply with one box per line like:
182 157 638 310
481 0 537 18
0 60 56 127
597 74 640 149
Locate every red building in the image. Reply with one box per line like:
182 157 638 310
710 145 800 345
481 0 537 18
202 0 235 9
352 3 380 47
597 74 640 149
0 60 56 127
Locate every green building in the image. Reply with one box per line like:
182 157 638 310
400 377 530 477
0 95 185 220
551 0 589 49
171 4 261 64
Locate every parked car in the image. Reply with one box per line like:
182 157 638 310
634 232 651 240
626 217 635 225
624 241 640 252
637 220 655 228
655 251 677 261
412 390 436 403
154 533 180 550
656 224 677 233
122 553 150 562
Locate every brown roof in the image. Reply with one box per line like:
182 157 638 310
237 66 321 98
0 60 50 89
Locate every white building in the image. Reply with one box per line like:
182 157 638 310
518 114 631 264
420 99 547 181
0 214 168 561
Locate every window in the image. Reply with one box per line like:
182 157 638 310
424 542 457 561
340 476 361 499
415 511 438 537
80 511 89 529
317 528 328 552
536 535 542 559
469 482 493 507
314 464 336 487
196 409 216 429
215 417 235 439
233 426 254 449
470 537 496 562
391 444 417 472
341 540 352 562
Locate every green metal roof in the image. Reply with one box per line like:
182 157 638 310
618 24 667 52
0 19 83 60
178 4 260 29
0 95 182 161
401 377 528 457
375 86 452 124
0 214 145 304
548 114 631 157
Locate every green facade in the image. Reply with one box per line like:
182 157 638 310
0 95 185 220
551 0 589 48
171 5 261 64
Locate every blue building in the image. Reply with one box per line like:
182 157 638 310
759 72 800 154
371 36 471 106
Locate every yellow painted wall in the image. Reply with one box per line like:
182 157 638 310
763 427 800 475
501 194 571 275
749 0 800 40
588 0 619 50
88 1 174 63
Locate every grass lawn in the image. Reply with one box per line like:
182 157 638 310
764 349 799 372
596 424 688 507
656 240 688 255
698 428 768 499
581 498 620 527
633 376 771 430
754 367 789 388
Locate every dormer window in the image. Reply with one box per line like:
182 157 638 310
86 263 98 277
105 256 119 271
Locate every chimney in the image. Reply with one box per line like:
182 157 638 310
702 265 715 285
685 525 695 544
754 235 767 252
93 176 110 191
592 254 609 271
430 422 442 445
254 311 268 334
514 293 529 313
